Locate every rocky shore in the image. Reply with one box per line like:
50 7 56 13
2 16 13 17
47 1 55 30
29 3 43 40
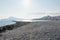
0 21 60 40
0 21 30 33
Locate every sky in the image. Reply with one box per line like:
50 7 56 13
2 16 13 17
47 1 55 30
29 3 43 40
0 0 60 19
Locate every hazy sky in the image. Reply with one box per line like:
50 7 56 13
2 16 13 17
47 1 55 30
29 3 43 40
0 0 60 19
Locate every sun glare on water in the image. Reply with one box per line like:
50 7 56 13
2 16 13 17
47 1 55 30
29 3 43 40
22 0 31 8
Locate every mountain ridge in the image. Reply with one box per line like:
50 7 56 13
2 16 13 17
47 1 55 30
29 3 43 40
0 17 22 26
33 16 60 20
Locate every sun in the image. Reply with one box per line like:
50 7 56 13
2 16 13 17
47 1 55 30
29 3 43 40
22 0 31 8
